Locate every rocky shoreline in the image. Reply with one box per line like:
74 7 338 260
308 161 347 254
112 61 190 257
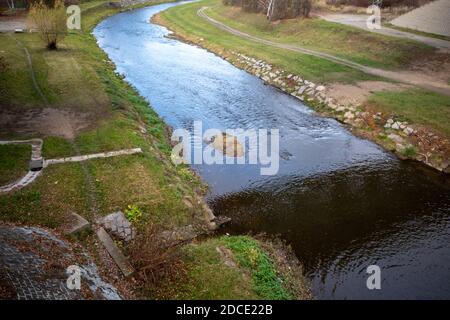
228 51 449 172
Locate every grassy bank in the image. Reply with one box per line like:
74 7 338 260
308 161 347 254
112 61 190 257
152 235 311 300
205 2 435 70
368 89 450 138
0 0 310 299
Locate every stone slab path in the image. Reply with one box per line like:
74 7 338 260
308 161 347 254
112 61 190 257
319 12 450 49
44 148 143 167
96 227 134 277
0 139 142 194
197 7 450 96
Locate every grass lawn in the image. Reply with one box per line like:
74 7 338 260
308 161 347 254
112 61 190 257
384 23 450 42
158 0 378 84
0 144 30 185
206 2 435 70
0 162 88 228
368 89 450 137
154 235 305 300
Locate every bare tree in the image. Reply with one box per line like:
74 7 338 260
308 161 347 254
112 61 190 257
28 0 67 50
6 0 16 10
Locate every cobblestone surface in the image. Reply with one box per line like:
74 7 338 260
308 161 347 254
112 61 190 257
0 225 121 300
98 211 135 242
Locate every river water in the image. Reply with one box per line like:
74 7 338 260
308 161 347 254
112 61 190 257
94 2 450 299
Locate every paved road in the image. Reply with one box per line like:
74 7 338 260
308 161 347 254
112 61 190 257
319 13 450 50
0 17 27 33
197 7 450 96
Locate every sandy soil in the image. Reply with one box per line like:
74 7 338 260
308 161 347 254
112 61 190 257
326 80 409 105
0 108 92 140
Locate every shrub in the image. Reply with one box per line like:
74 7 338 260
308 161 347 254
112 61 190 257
128 222 183 293
124 204 143 223
28 0 67 50
400 145 417 158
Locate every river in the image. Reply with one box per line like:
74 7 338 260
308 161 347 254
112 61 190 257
94 2 450 299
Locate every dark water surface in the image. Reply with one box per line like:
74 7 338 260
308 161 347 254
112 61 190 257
94 3 450 299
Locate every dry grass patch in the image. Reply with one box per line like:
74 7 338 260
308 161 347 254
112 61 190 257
88 155 192 228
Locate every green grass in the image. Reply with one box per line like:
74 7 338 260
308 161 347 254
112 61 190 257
222 236 292 300
368 89 450 137
0 163 88 227
156 236 293 300
0 144 30 185
42 136 76 159
0 35 50 108
159 0 377 84
206 2 435 70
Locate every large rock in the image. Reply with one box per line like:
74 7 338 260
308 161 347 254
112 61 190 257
97 211 135 242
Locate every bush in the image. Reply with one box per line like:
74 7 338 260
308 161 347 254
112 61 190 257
128 222 183 291
28 0 67 50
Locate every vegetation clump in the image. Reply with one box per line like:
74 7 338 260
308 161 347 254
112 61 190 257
29 0 67 50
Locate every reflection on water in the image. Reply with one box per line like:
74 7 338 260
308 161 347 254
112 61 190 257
94 3 450 299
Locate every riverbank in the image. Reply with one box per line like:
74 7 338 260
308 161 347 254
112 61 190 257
155 0 450 172
0 1 311 299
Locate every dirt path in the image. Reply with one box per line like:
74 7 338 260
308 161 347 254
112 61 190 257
197 7 450 97
318 13 450 49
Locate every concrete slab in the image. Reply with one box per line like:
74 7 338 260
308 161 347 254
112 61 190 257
62 212 91 236
96 227 134 277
